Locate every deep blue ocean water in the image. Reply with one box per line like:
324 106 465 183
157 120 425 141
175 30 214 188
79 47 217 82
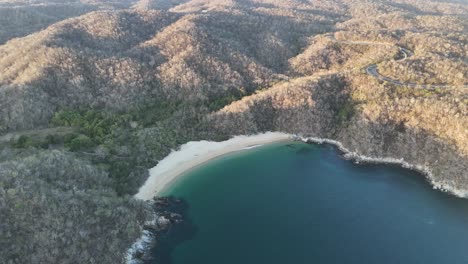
157 141 468 264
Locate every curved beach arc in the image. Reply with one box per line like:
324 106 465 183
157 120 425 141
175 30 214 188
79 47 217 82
135 133 468 201
134 132 292 200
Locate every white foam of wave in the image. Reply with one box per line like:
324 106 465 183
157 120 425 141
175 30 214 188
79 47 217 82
125 219 155 264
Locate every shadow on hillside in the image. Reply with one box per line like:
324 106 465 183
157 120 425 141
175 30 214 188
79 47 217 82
205 73 468 192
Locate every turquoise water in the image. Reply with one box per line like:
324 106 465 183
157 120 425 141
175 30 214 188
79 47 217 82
158 142 468 264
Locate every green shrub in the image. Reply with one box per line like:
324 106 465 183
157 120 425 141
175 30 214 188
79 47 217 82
45 134 62 145
50 110 128 144
129 101 181 127
67 135 95 151
336 101 355 124
51 110 82 127
207 91 244 111
13 135 33 148
13 134 65 149
64 133 78 145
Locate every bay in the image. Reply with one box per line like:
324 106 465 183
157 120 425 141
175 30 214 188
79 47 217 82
156 142 468 264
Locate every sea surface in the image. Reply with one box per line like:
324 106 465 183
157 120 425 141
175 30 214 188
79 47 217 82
155 141 468 264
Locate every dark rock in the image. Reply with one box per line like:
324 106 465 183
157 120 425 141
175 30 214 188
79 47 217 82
157 216 172 230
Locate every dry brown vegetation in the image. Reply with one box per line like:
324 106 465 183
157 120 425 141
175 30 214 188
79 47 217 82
0 0 142 44
0 3 340 132
289 35 399 75
0 0 467 263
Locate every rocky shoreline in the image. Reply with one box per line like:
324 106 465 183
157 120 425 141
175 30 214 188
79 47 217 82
126 134 468 264
296 136 468 198
126 132 468 263
126 197 190 264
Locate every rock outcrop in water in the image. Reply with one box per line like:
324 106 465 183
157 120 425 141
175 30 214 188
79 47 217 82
127 197 193 264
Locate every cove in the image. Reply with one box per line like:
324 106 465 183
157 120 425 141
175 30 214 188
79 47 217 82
154 141 468 264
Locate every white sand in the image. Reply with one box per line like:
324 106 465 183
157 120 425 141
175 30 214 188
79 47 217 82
128 133 467 263
134 132 292 200
135 132 467 201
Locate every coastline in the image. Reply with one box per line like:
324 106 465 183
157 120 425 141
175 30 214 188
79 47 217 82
135 132 468 202
127 132 468 264
134 132 292 200
299 136 468 198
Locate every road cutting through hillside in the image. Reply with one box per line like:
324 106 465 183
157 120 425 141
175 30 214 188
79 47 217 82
326 34 467 89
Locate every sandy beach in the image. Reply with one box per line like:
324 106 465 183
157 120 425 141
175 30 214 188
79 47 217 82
135 132 292 200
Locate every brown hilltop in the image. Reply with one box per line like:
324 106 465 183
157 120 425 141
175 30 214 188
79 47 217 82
0 0 467 263
0 4 339 131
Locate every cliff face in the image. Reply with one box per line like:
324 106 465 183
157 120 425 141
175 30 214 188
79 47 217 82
337 119 468 193
209 73 468 194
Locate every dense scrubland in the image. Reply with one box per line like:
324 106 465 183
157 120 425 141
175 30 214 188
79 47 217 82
0 0 467 263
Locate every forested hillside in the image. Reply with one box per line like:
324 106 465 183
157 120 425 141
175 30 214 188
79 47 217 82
0 0 467 263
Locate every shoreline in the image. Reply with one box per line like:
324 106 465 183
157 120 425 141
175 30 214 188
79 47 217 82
299 136 468 198
135 132 468 201
128 132 468 264
134 132 292 200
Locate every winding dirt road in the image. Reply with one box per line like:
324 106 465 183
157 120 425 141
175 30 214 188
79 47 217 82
326 34 467 90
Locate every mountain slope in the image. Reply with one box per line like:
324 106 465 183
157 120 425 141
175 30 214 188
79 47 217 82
0 0 467 263
0 5 338 132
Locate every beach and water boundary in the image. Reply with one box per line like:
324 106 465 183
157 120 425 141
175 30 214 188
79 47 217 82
135 132 467 201
127 132 468 264
135 132 292 200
